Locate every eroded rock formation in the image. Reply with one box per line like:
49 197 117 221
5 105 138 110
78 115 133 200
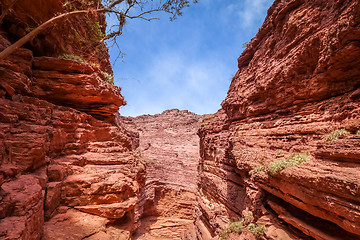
1 0 111 71
122 110 202 239
0 50 145 240
195 0 360 239
0 1 144 239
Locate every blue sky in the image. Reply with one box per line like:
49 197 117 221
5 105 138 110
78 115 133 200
107 0 274 117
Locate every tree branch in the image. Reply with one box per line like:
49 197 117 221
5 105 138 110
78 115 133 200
127 8 163 19
102 30 122 41
106 0 125 10
0 0 197 60
0 8 107 60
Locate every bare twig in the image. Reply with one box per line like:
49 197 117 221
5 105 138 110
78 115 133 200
0 0 197 60
126 8 163 19
112 40 125 64
106 0 125 10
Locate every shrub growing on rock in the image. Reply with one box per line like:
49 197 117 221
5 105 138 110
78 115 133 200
219 221 244 240
326 129 350 141
219 212 257 240
102 72 114 85
249 165 265 176
268 152 310 175
59 54 84 63
248 223 267 239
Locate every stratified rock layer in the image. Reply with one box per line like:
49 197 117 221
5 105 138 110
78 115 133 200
0 36 125 121
122 109 202 239
0 9 144 239
222 0 360 122
32 57 124 120
0 93 144 240
196 0 360 239
1 0 111 71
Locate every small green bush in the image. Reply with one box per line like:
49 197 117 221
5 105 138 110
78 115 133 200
326 128 350 141
249 166 265 176
288 152 311 165
102 72 114 85
141 156 155 164
59 54 84 63
268 152 310 175
202 114 215 126
242 212 253 226
229 221 244 233
248 224 266 239
248 223 256 230
219 221 244 240
219 228 231 240
268 159 287 175
87 21 105 43
134 150 155 165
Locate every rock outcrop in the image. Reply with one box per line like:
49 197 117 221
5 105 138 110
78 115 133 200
0 53 145 239
195 0 360 240
32 57 125 121
1 0 111 72
0 1 144 239
122 110 202 239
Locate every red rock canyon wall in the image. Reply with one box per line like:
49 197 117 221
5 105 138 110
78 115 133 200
0 0 111 72
195 0 360 239
122 110 202 239
0 1 144 239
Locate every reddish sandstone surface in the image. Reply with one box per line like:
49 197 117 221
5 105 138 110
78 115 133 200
196 0 360 239
0 36 124 121
0 3 144 239
1 0 111 72
0 54 145 239
121 110 202 239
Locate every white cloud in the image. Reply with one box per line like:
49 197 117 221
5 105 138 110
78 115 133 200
241 0 271 28
221 0 271 29
118 49 230 116
112 0 274 117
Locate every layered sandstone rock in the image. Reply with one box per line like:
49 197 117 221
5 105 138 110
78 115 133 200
0 94 144 239
0 0 111 71
122 109 202 239
32 57 125 121
196 0 360 239
0 34 124 121
0 4 144 239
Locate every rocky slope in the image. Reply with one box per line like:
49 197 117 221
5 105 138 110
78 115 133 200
121 110 202 240
0 1 144 239
195 0 360 239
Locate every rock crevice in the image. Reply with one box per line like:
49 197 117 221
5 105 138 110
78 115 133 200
122 109 203 240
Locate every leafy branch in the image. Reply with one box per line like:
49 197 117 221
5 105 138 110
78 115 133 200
0 0 198 60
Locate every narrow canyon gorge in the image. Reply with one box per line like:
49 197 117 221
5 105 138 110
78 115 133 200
121 110 202 239
0 0 359 240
